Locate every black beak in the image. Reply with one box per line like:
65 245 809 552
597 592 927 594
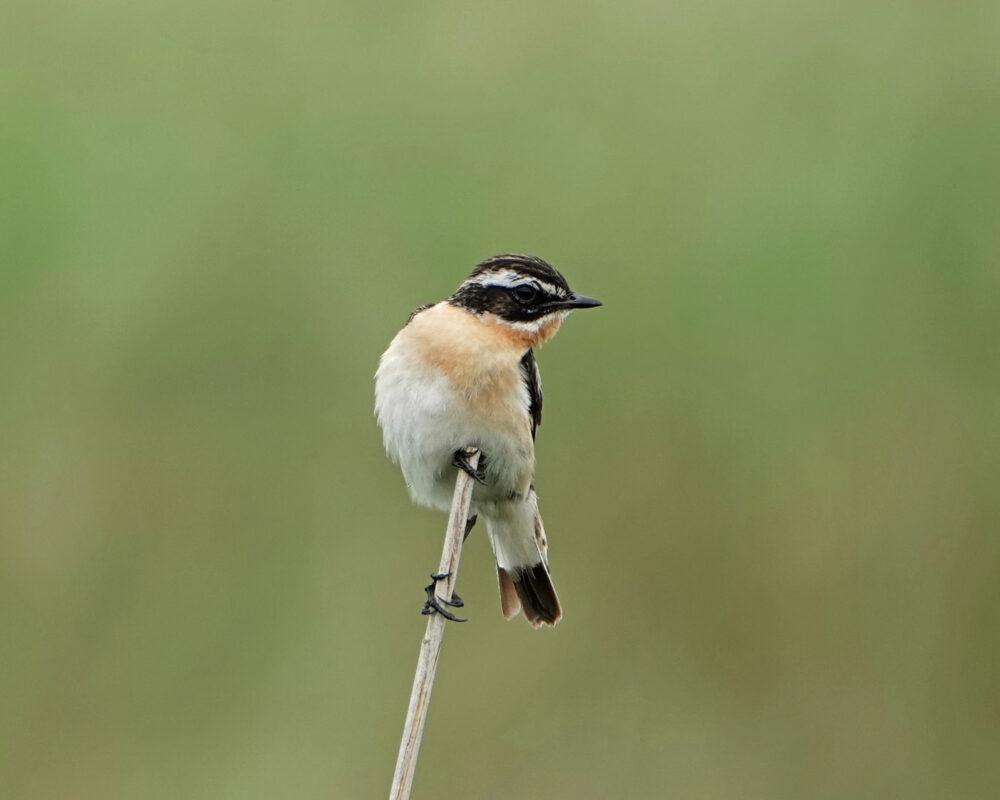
559 294 602 309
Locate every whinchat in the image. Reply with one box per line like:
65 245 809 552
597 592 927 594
374 254 601 627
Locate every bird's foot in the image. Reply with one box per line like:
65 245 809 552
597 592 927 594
421 572 467 622
452 447 488 485
463 514 478 542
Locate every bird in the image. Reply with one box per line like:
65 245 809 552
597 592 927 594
374 254 601 627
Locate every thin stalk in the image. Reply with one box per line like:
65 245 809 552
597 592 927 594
389 449 480 800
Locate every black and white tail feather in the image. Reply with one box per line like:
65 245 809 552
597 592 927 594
487 486 561 626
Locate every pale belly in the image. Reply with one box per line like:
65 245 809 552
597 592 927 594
375 339 534 512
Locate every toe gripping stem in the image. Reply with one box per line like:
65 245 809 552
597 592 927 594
421 573 466 622
452 448 487 485
421 449 483 622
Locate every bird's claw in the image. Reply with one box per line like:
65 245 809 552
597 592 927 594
453 448 488 485
422 572 467 622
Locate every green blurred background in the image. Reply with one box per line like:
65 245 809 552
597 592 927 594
2 1 998 797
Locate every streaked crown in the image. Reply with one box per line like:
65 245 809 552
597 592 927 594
449 254 601 322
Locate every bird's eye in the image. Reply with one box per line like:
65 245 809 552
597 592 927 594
513 284 538 303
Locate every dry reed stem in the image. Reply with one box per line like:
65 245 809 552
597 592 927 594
388 449 480 800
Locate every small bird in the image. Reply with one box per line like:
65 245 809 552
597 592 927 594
375 254 601 627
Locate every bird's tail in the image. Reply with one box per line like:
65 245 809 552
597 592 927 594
484 492 562 627
496 562 561 628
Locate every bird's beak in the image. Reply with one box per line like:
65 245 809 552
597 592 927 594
559 294 602 309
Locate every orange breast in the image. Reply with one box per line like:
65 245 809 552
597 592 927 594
406 304 533 429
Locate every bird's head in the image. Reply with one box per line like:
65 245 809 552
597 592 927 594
449 254 601 346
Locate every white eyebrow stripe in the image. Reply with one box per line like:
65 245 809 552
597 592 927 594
469 269 523 288
468 270 564 296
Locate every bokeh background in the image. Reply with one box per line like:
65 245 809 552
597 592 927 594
3 1 999 798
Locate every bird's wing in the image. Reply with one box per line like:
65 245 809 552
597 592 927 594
519 348 543 440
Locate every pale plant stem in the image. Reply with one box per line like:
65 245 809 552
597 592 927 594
388 449 480 800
